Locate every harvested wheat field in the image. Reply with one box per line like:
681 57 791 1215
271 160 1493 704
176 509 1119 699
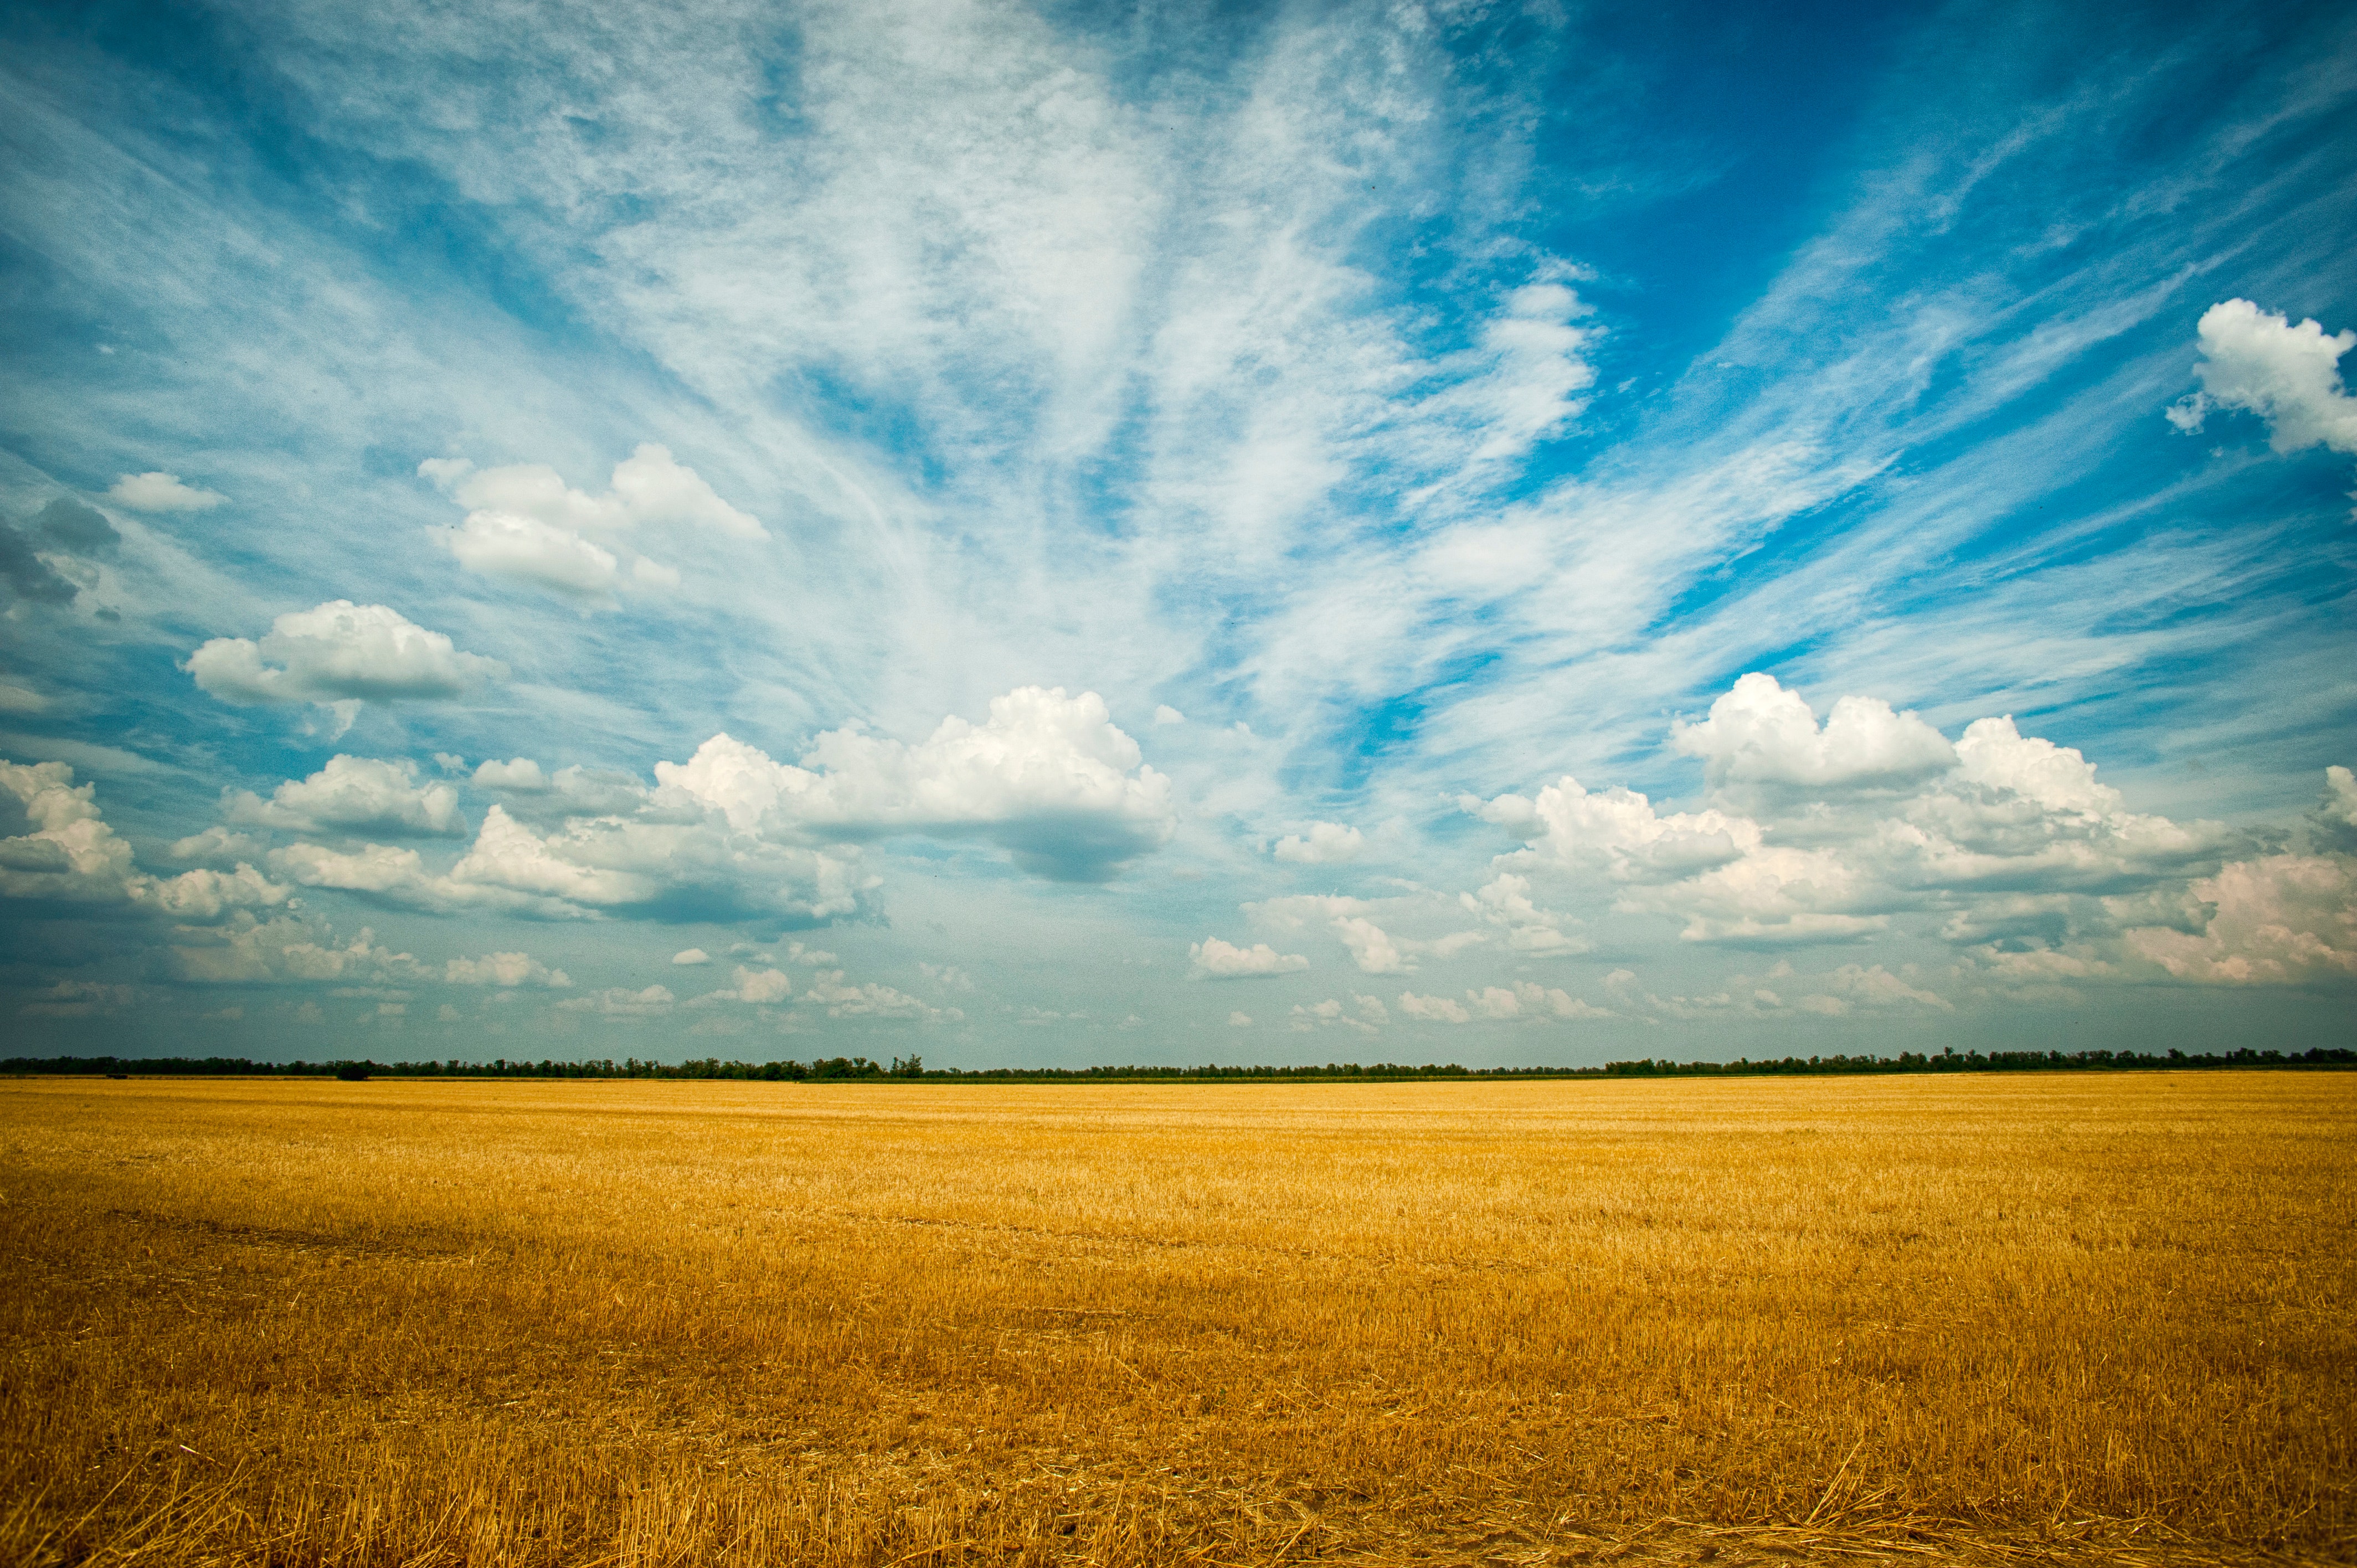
1 1072 2351 1567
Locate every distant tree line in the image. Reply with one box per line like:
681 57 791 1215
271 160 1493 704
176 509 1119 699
6 1046 2352 1081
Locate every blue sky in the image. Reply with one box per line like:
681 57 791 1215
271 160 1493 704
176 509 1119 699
2 0 2352 1063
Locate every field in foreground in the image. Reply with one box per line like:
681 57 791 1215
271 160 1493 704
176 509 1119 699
1 1074 2350 1566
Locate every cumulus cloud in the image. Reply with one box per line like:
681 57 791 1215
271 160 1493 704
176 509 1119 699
444 803 871 922
444 951 572 987
1399 981 1607 1023
2311 765 2357 854
471 757 648 821
1248 893 1483 973
168 913 421 985
689 964 794 1004
558 983 677 1018
1153 705 1185 725
1672 673 1954 792
1468 673 2228 948
1189 936 1309 979
655 686 1174 880
1289 996 1386 1033
444 510 621 596
1803 963 1953 1014
1227 1010 1253 1027
1273 821 1365 863
2168 299 2357 455
225 755 467 838
2128 851 2355 987
672 947 712 965
2 759 286 919
1395 990 1469 1023
800 969 944 1019
167 825 266 868
268 835 587 919
106 471 227 511
1463 873 1588 955
186 601 506 709
423 444 760 596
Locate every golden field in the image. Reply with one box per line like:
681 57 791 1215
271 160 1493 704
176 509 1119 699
1 1072 2350 1567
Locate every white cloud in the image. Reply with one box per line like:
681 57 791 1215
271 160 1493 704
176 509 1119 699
919 961 974 991
800 969 941 1020
1467 674 2227 947
1396 990 1470 1023
470 757 649 821
186 601 506 708
557 983 676 1018
1188 936 1309 979
671 947 712 965
444 509 620 596
1289 997 1381 1034
655 687 1174 880
423 443 760 597
167 825 266 867
609 444 765 539
0 682 49 714
1227 1010 1253 1027
445 951 572 987
1152 705 1185 726
1247 892 1483 973
268 835 586 919
2128 853 2356 986
440 802 871 922
105 471 226 511
2309 765 2357 853
1397 981 1607 1024
1273 821 1365 863
1463 873 1588 955
168 913 421 985
225 755 467 838
1810 963 1952 1011
1671 672 1954 792
2168 299 2357 455
690 964 794 1005
1 758 287 919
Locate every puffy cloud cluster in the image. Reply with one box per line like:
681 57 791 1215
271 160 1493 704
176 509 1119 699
2168 299 2357 456
178 688 1164 939
1397 981 1610 1024
557 984 676 1018
1289 994 1388 1033
1465 675 2357 994
444 951 572 987
1467 674 2231 948
106 472 225 511
1247 893 1486 974
2129 856 2356 986
1190 937 1308 979
471 757 648 821
1672 672 1953 793
1273 821 1365 863
187 601 506 714
422 445 761 598
798 970 946 1020
168 913 421 985
654 687 1174 880
226 755 467 838
2314 766 2357 854
1 759 286 920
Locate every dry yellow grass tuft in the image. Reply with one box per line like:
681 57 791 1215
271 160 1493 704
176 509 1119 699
1 1072 2351 1566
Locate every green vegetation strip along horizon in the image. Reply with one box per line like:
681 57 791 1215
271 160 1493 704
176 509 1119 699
7 1045 2353 1081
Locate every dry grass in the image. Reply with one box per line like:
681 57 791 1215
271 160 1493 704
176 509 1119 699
1 1072 2351 1567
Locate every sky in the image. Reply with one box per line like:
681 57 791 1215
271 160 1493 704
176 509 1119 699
2 0 2353 1066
